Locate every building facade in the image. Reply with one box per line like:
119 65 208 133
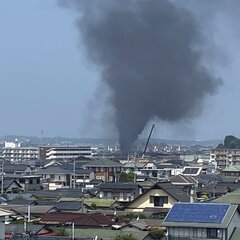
40 146 93 161
2 147 39 162
210 149 240 169
83 158 122 183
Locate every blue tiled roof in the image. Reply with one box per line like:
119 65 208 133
165 203 230 224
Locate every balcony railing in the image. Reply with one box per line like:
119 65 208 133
168 237 221 240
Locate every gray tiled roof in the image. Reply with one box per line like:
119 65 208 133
5 224 44 234
0 179 22 190
83 158 122 167
29 189 85 199
54 201 82 211
99 182 139 190
155 182 190 202
37 165 71 175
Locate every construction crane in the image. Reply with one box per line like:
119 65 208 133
142 124 155 158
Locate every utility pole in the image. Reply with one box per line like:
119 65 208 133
27 204 31 222
1 160 4 195
72 222 75 240
73 158 76 189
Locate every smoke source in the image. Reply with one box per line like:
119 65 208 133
60 0 221 152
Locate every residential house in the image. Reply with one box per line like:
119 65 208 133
71 168 94 188
196 176 240 200
98 182 142 202
126 182 190 213
3 204 53 218
182 166 202 176
30 188 85 201
212 188 240 205
0 179 22 193
162 202 240 240
5 225 54 239
122 162 145 176
39 212 122 228
83 158 123 182
170 174 198 186
37 163 71 190
140 162 182 180
53 201 82 213
61 161 94 188
3 163 34 175
221 165 240 179
5 175 41 191
170 174 198 201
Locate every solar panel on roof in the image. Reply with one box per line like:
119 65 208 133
165 203 230 224
183 168 199 174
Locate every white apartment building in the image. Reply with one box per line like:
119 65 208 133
44 146 93 160
210 148 240 169
2 141 39 162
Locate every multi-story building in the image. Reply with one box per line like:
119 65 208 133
83 158 122 182
2 142 39 162
40 146 93 161
210 149 240 169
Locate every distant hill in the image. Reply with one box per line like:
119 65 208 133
217 135 240 149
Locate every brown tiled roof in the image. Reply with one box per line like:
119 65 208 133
40 212 80 224
40 212 119 227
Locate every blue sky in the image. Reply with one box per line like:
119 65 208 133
0 1 240 141
0 1 99 138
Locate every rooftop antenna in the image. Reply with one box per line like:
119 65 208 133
142 124 155 158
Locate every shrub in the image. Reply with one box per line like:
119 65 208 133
91 203 97 209
148 229 165 240
54 227 69 236
114 234 137 240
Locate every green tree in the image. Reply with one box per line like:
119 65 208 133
119 171 135 182
114 234 137 240
148 229 165 240
91 203 97 209
123 212 146 220
54 227 69 236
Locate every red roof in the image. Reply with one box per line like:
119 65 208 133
40 213 121 227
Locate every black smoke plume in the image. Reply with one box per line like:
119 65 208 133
60 0 221 152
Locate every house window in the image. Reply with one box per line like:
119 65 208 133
150 196 168 207
19 178 25 184
50 174 54 180
29 179 33 184
207 229 218 238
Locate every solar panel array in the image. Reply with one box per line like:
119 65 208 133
165 203 230 224
183 168 199 175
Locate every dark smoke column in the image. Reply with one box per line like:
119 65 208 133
61 0 221 152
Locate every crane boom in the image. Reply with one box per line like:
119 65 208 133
142 124 155 158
